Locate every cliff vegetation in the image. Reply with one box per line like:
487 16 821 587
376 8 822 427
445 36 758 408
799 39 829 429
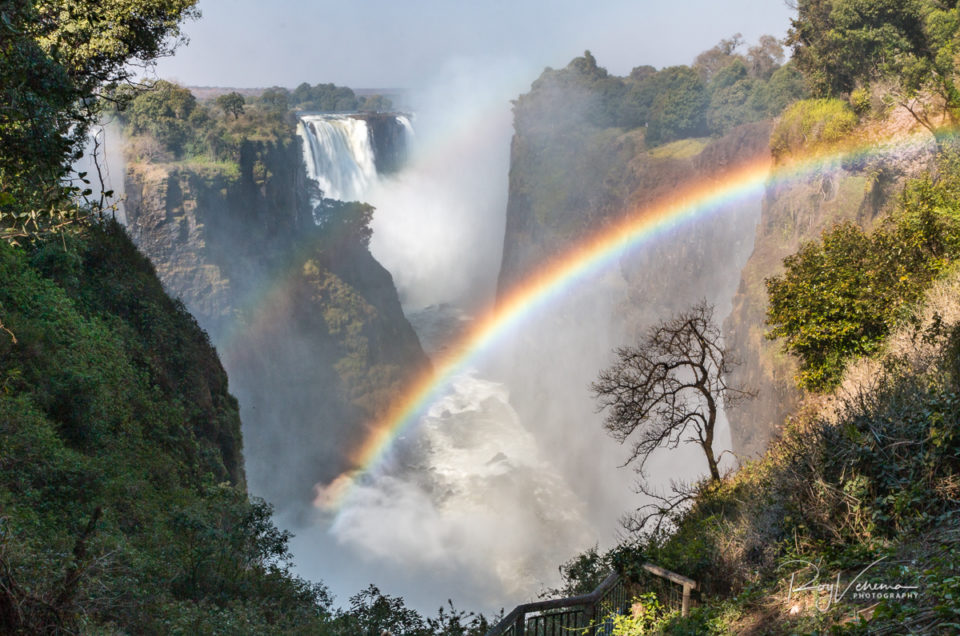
547 2 960 633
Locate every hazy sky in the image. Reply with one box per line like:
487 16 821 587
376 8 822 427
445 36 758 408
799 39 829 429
156 0 797 89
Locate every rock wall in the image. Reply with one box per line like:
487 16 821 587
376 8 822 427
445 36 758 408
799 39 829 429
723 114 939 457
124 135 429 509
498 117 772 341
354 112 409 175
499 88 940 461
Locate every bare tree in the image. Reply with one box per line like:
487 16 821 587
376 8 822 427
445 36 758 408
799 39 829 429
592 301 751 483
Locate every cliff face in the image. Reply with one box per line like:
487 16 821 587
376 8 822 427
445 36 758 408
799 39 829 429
501 82 943 460
499 118 772 340
722 112 939 457
356 112 410 174
124 138 313 340
124 135 429 509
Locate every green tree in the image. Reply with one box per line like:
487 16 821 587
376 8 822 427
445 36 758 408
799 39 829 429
359 94 394 112
125 80 198 156
787 0 960 129
788 0 927 96
645 66 708 145
215 91 245 119
693 33 744 83
765 223 882 391
259 86 290 113
766 154 960 391
746 62 808 117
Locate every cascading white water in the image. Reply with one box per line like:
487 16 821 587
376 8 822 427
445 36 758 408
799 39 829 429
297 115 379 202
396 115 415 141
324 368 594 602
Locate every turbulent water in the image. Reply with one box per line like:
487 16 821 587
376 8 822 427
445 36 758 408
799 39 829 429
297 115 381 202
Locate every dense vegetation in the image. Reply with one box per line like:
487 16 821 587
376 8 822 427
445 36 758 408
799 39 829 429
789 0 960 130
514 40 806 147
0 224 336 633
290 82 393 113
766 151 960 391
120 80 296 165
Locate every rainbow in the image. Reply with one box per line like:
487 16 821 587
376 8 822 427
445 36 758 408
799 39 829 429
313 126 943 511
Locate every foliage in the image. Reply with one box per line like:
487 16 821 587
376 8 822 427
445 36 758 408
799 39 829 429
769 98 858 158
789 0 928 97
291 82 393 113
215 91 245 119
644 66 709 145
788 0 960 128
748 62 809 117
258 86 290 113
124 80 198 155
766 153 960 391
0 0 198 239
609 592 675 635
547 546 613 596
314 198 375 249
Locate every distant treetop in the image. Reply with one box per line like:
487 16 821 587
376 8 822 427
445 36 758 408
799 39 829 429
288 82 394 113
513 37 806 146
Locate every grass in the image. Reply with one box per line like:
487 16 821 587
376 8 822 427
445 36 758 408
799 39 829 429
648 137 711 159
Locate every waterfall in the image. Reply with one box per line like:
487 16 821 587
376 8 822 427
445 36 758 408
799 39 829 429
396 115 415 141
298 115 379 202
297 113 414 206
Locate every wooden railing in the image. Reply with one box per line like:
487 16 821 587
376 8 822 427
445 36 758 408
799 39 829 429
485 564 697 636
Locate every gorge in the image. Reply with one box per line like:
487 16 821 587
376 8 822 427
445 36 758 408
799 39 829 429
7 1 960 632
119 59 780 610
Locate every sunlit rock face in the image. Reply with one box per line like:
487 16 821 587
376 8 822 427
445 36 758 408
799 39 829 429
723 127 939 457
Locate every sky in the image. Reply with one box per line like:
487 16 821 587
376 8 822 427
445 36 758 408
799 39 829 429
156 0 797 90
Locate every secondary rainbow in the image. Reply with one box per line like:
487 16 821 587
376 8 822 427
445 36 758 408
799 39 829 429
318 128 943 512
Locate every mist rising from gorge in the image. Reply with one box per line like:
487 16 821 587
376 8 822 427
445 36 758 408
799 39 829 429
281 57 764 613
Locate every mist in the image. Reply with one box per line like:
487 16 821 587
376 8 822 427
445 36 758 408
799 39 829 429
367 58 532 311
74 120 127 224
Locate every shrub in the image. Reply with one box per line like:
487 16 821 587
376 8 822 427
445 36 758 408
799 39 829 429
765 151 960 391
769 98 858 158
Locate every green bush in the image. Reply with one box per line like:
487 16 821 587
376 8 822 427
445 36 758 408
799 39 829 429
769 98 858 158
766 152 960 391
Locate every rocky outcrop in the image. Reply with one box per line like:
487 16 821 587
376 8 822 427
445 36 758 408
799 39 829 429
723 115 939 457
353 112 409 174
124 135 429 509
